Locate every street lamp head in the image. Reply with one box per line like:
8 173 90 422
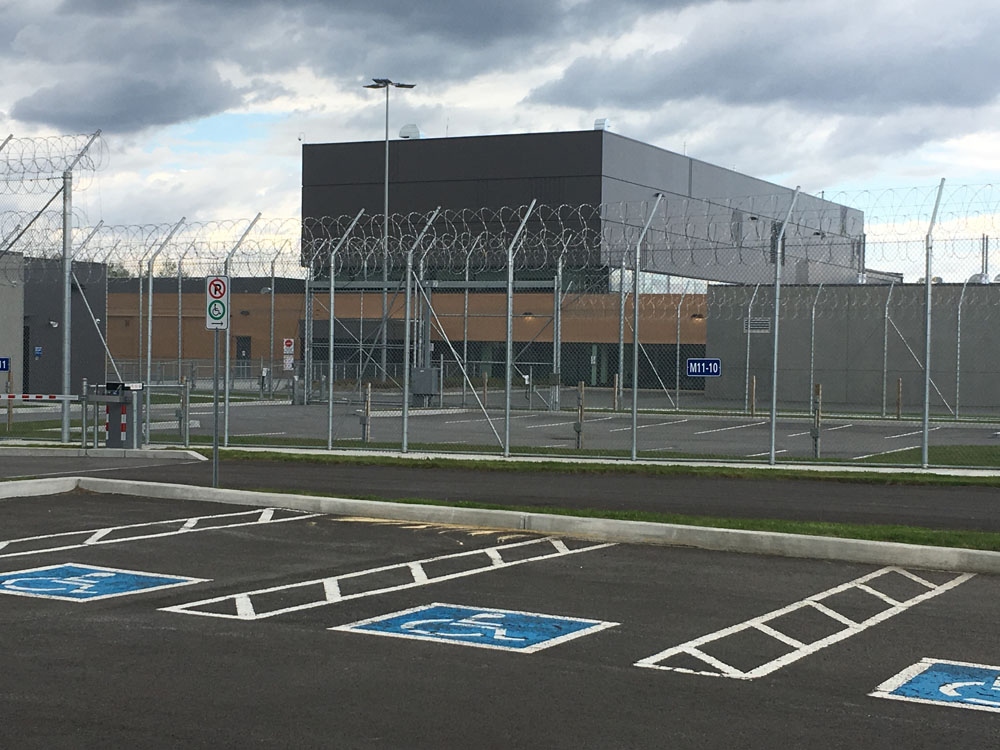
363 78 415 89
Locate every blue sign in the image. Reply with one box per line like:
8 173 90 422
687 358 721 377
872 659 1000 713
0 357 8 372
33 346 42 359
0 563 205 602
332 602 618 653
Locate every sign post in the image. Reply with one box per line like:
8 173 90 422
206 276 230 487
1 359 10 432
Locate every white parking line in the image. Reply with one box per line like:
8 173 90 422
162 536 615 621
609 419 688 433
789 424 851 438
636 567 972 680
694 421 767 435
852 445 920 460
0 509 321 560
745 449 787 457
886 426 940 439
445 414 534 425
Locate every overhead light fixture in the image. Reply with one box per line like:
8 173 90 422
690 313 705 320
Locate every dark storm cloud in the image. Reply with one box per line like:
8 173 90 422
9 0 744 133
528 3 1000 115
11 70 243 133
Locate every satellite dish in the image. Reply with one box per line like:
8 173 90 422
399 124 424 139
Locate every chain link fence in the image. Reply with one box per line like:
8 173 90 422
3 135 1000 468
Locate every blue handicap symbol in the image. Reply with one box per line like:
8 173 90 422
0 563 203 602
880 660 1000 712
335 603 617 652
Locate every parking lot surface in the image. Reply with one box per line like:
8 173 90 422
1 490 996 748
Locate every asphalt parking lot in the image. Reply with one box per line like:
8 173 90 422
180 400 1000 461
1 489 996 748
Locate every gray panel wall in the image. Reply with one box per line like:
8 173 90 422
704 283 1000 414
24 259 107 394
0 253 24 393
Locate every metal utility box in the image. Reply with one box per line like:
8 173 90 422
410 368 439 398
100 382 143 448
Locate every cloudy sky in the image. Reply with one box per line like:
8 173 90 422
1 0 998 227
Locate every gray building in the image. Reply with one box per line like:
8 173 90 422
301 127 865 285
22 258 107 394
0 253 24 394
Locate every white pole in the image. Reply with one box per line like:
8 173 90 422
223 213 261 446
922 178 946 468
768 187 800 465
631 194 665 460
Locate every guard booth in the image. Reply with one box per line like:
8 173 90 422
84 382 144 449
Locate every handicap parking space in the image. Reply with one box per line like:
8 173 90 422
0 490 997 747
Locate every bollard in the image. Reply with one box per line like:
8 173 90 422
896 377 902 420
483 374 489 410
182 377 191 448
750 375 757 416
612 374 620 411
575 380 585 450
811 383 822 459
361 382 372 444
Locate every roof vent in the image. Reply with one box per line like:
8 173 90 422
594 118 612 131
399 123 424 139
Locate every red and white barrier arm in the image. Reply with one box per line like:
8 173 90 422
3 394 79 402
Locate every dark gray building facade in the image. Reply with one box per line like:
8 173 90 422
302 128 865 285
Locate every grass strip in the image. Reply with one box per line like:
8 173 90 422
248 487 1000 552
204 448 1000 488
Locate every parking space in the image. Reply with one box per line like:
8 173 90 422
0 489 996 747
189 400 1000 460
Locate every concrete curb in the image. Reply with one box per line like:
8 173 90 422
0 447 207 461
211 445 1000 479
51 477 1000 575
0 477 80 499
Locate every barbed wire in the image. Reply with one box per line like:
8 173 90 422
0 132 108 194
2 194 998 317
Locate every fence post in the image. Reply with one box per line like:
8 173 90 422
362 382 372 443
575 381 585 450
617 254 626 410
80 377 88 449
769 187 800 466
811 383 822 459
881 282 894 417
504 200 537 458
744 283 760 413
896 377 903 420
631 194 664 461
553 253 563 412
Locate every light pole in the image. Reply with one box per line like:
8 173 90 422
364 77 414 382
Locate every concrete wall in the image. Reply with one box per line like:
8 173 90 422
704 282 1000 413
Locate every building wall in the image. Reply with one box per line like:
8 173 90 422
0 253 24 393
22 259 107 394
303 130 866 287
108 289 708 358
